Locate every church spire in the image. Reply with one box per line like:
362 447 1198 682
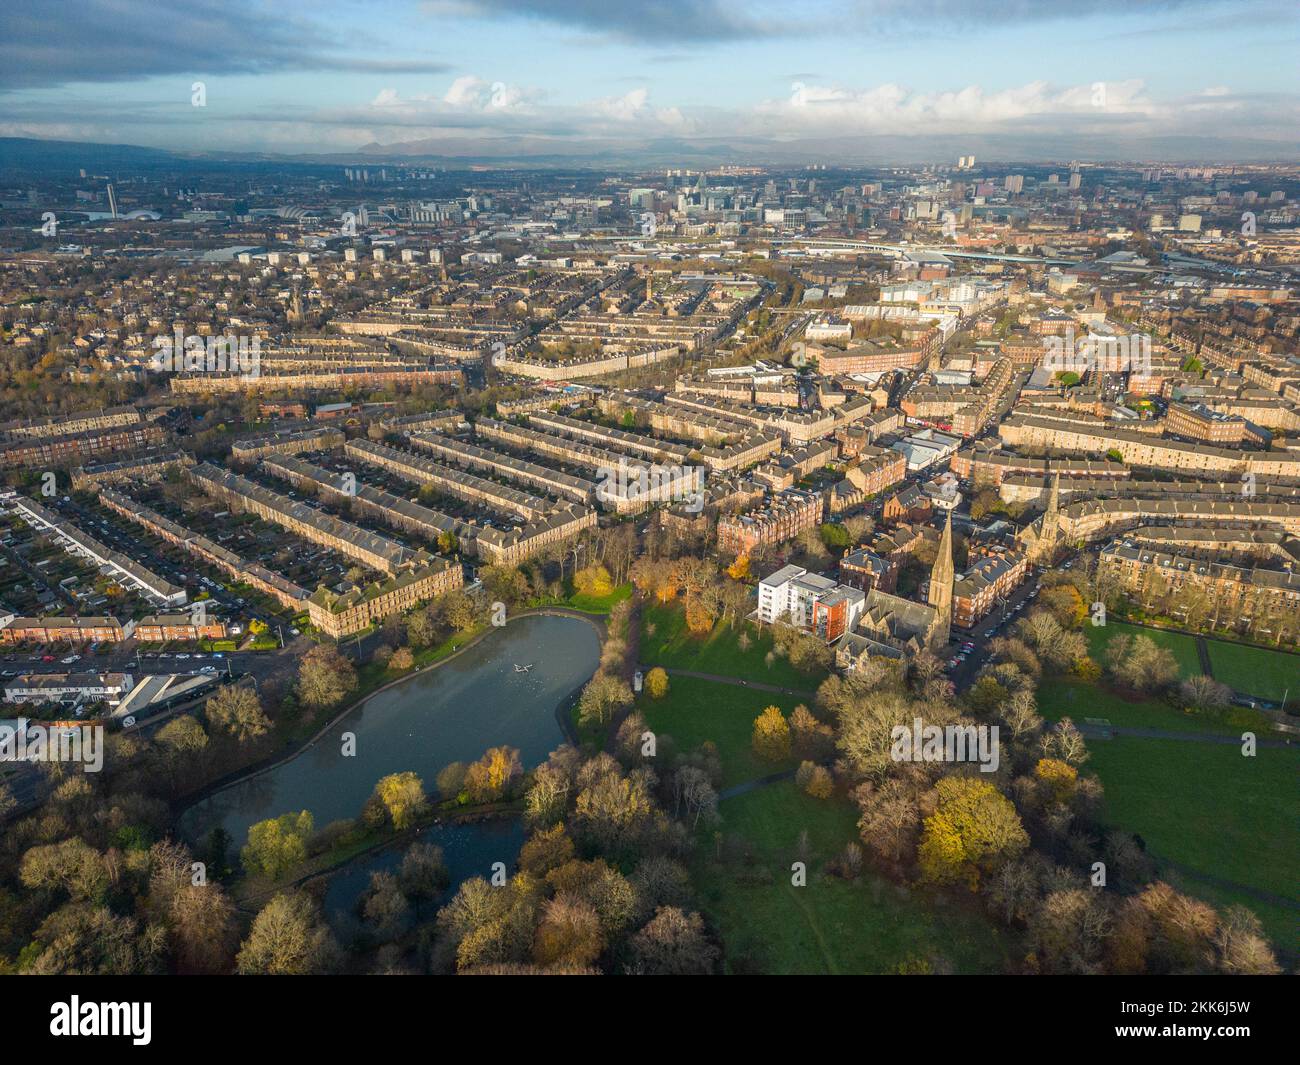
927 511 954 647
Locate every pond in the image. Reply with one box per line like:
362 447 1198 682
180 613 601 850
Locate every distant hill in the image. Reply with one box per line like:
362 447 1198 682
0 137 177 172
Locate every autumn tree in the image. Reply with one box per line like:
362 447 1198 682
373 771 430 830
236 892 339 975
297 644 357 710
241 811 314 880
204 684 271 745
629 907 719 975
752 705 791 761
645 666 669 699
917 777 1028 889
573 563 614 598
464 746 523 803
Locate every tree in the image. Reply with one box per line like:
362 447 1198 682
1179 674 1231 712
684 595 715 636
236 892 338 975
297 645 357 710
464 746 523 803
629 907 719 975
645 666 669 699
373 771 429 830
819 522 852 550
532 893 604 969
435 589 479 635
398 843 449 912
573 563 614 598
752 705 791 761
577 673 633 729
241 811 314 880
362 871 412 940
725 553 750 581
406 609 436 649
388 646 415 671
917 777 1028 889
204 685 270 744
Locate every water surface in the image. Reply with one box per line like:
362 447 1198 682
181 614 600 847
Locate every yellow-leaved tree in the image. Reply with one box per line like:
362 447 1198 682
918 776 1028 889
752 705 791 761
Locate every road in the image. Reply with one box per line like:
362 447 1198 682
945 575 1043 691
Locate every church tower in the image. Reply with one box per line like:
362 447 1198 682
927 511 955 648
1035 471 1062 564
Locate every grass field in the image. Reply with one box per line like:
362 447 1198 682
1084 621 1202 677
1083 736 1300 953
638 675 803 788
1036 679 1253 735
564 581 632 615
693 782 1011 974
1204 641 1297 704
639 602 827 692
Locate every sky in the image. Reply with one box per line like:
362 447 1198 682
1 0 1297 163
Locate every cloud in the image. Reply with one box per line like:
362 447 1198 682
428 0 782 43
761 79 1162 135
0 0 449 90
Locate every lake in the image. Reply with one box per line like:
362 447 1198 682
180 613 601 849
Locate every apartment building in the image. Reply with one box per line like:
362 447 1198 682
839 547 897 593
0 423 167 470
408 432 595 505
98 489 311 610
1098 540 1300 630
231 426 345 461
345 439 557 522
1164 401 1247 446
169 365 463 395
717 488 823 555
70 451 193 490
308 558 463 638
0 616 130 646
187 463 418 576
11 496 186 607
260 452 596 568
756 564 866 642
134 615 228 643
0 405 140 440
937 548 1029 629
999 414 1300 479
3 672 135 707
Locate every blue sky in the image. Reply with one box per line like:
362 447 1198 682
1 0 1297 161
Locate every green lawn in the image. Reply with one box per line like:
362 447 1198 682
693 782 1012 974
565 581 632 615
1204 641 1298 704
640 602 826 692
1036 679 1251 736
638 675 803 788
1084 621 1202 678
1083 736 1300 953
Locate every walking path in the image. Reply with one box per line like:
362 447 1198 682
643 666 817 701
1077 723 1294 748
1194 635 1214 677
